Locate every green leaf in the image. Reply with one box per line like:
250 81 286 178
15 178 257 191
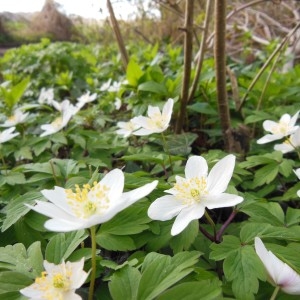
126 60 144 87
0 242 43 279
157 280 222 300
137 251 200 300
252 163 279 187
187 102 217 115
240 202 285 226
96 233 136 251
286 207 300 226
170 220 199 253
51 159 79 179
223 245 266 300
109 265 141 300
45 230 88 264
166 133 198 156
1 191 42 232
278 159 294 177
0 172 26 186
99 203 150 236
0 271 32 294
209 235 241 261
138 81 168 95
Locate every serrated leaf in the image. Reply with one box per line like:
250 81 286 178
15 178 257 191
187 102 217 115
286 207 300 226
45 230 88 264
157 280 222 300
1 191 43 232
51 159 79 178
109 265 141 300
252 163 279 187
137 251 200 300
223 245 266 300
278 159 294 177
0 242 43 279
0 172 26 186
0 271 33 294
166 133 198 156
240 202 284 226
209 235 241 261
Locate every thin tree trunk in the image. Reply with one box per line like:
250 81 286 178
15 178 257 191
175 0 194 133
214 0 233 151
106 0 129 71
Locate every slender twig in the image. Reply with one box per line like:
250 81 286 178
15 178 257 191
238 22 300 112
216 210 238 242
199 225 214 242
175 0 194 133
205 210 216 240
106 0 129 71
188 0 213 104
49 160 59 186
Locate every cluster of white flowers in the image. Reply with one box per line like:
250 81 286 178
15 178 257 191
116 98 174 138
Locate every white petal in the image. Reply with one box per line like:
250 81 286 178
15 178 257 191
274 143 293 154
148 195 185 221
132 116 150 128
204 193 243 209
263 120 278 132
44 218 86 232
100 169 124 201
121 180 158 207
171 204 205 236
280 113 291 124
185 156 208 179
147 105 161 118
207 155 235 194
41 187 72 213
257 134 284 144
162 98 174 122
26 201 76 222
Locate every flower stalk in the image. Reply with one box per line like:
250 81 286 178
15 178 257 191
88 226 97 300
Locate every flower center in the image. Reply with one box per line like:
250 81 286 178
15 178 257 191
65 182 110 219
34 270 71 300
51 117 63 129
173 176 208 205
147 113 165 129
272 121 289 135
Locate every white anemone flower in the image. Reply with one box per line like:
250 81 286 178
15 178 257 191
116 120 141 138
254 237 300 295
148 154 243 235
38 87 55 105
132 98 174 136
26 169 158 232
294 168 300 197
274 127 300 154
257 111 299 144
76 91 97 110
20 258 89 300
40 108 74 137
0 127 19 144
0 109 29 127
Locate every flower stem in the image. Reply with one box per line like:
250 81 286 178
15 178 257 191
49 160 59 186
204 210 216 240
161 132 173 175
0 147 7 175
216 209 237 243
88 226 97 300
270 286 280 300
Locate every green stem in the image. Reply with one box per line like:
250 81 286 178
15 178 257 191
49 160 59 186
204 210 216 240
88 226 97 300
161 132 173 175
0 147 7 175
270 286 280 300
